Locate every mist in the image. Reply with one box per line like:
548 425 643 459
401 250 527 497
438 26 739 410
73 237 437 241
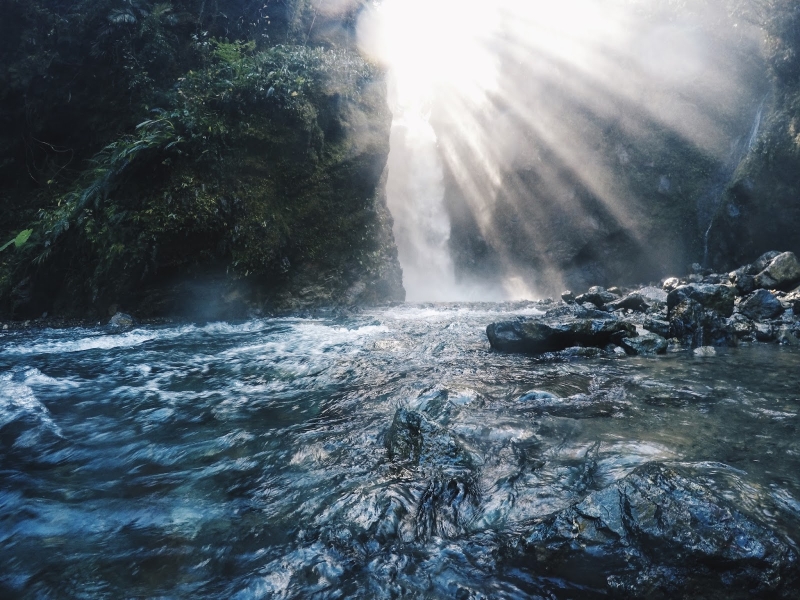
358 0 768 300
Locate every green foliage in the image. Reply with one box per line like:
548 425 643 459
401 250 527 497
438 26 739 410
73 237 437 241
0 229 33 252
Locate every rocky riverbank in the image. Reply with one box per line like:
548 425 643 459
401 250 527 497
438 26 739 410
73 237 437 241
488 250 800 357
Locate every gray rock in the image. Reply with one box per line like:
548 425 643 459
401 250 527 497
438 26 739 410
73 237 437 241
777 325 800 346
575 286 619 308
643 317 671 338
637 286 669 304
662 277 681 291
753 250 784 273
755 251 800 291
727 313 754 338
516 463 798 597
487 316 635 354
620 331 667 355
784 287 800 313
735 273 756 295
561 290 575 303
385 408 473 469
544 303 611 320
669 299 736 348
754 322 775 341
108 312 135 329
607 292 649 312
667 283 737 317
738 289 784 321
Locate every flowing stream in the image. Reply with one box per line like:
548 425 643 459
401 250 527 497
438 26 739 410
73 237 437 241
1 305 800 598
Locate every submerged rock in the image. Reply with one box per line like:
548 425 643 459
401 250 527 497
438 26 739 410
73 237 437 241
487 316 635 354
513 463 798 598
385 408 473 470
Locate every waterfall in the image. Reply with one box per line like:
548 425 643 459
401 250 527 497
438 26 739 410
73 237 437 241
385 112 459 301
701 94 768 266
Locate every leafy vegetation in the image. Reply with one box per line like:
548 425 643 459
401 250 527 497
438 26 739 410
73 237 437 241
0 0 397 317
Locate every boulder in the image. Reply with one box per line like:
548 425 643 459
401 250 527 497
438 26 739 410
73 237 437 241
515 463 798 597
608 292 649 312
107 312 135 329
738 289 784 321
777 325 800 346
662 277 681 291
637 286 669 304
753 250 784 273
608 286 669 312
754 322 775 341
667 284 736 317
561 290 576 303
643 317 671 338
669 299 736 348
726 313 754 338
754 251 800 291
575 286 619 308
729 271 756 295
619 331 667 355
784 287 800 313
487 316 635 354
385 408 473 469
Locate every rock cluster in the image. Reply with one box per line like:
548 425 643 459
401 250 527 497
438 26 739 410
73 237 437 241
510 463 798 597
488 251 800 356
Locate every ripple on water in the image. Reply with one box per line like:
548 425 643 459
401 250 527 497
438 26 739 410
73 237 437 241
0 308 799 598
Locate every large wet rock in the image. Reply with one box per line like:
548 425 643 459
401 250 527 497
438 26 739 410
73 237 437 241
619 330 668 355
643 316 671 338
385 408 473 469
669 299 737 348
487 314 635 354
738 289 784 321
512 463 799 598
667 284 736 317
755 252 800 291
785 287 800 313
575 286 619 308
608 292 650 312
384 408 481 541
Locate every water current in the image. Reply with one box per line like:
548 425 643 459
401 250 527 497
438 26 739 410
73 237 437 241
1 304 799 598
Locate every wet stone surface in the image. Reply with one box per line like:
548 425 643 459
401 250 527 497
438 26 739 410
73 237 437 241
1 304 800 598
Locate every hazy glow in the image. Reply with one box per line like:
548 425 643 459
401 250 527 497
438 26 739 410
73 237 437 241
359 0 764 300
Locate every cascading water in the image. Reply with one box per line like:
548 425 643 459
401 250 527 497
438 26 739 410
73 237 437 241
701 94 769 265
358 0 507 301
385 111 457 301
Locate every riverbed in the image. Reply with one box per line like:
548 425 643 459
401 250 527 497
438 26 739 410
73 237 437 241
1 304 799 598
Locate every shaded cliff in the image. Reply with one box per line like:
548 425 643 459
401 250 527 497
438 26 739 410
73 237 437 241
708 0 800 270
0 0 403 319
433 0 793 295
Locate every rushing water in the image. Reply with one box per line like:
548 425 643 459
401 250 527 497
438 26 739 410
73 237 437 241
1 304 800 598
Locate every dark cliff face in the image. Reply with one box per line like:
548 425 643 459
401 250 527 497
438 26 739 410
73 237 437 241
708 0 800 271
435 1 798 295
0 0 403 319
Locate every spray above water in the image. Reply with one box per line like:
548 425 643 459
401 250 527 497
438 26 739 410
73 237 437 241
359 0 507 301
359 0 766 300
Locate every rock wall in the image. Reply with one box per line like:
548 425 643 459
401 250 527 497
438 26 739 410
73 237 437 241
0 0 403 319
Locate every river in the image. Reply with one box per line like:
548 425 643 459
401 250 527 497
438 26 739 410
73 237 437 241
1 304 799 598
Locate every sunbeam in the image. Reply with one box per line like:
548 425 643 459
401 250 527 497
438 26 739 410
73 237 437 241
359 0 766 300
